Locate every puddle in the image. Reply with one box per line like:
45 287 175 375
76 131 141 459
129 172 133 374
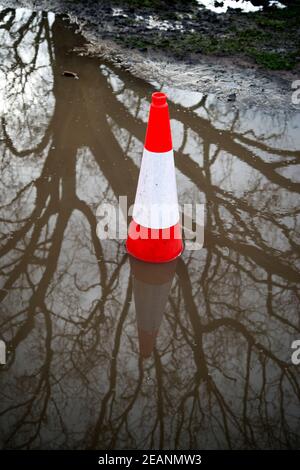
0 7 300 450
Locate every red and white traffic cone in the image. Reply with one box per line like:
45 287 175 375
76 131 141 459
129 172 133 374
126 92 183 263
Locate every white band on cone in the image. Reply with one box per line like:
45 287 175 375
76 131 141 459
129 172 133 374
132 149 180 230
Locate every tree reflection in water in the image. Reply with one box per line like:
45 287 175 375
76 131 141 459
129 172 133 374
0 7 299 450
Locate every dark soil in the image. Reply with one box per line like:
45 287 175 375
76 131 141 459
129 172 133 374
105 0 300 70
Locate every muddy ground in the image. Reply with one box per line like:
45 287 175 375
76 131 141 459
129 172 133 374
1 0 300 111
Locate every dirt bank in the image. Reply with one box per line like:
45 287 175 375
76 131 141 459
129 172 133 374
1 0 299 112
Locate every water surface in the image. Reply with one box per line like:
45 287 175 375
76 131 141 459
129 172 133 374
0 7 300 450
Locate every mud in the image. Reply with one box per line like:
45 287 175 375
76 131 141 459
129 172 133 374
1 0 299 112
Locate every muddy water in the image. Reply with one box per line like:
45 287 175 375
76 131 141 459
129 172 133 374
0 7 300 450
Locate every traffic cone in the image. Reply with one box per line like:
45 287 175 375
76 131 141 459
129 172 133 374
130 257 177 359
126 92 183 263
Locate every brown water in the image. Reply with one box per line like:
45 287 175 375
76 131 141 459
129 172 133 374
0 7 300 450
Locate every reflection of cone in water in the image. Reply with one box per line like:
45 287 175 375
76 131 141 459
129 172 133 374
130 257 177 358
126 92 183 263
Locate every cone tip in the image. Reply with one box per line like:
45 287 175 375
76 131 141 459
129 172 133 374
152 92 167 107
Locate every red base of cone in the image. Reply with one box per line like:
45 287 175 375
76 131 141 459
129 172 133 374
126 220 183 263
138 329 158 359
